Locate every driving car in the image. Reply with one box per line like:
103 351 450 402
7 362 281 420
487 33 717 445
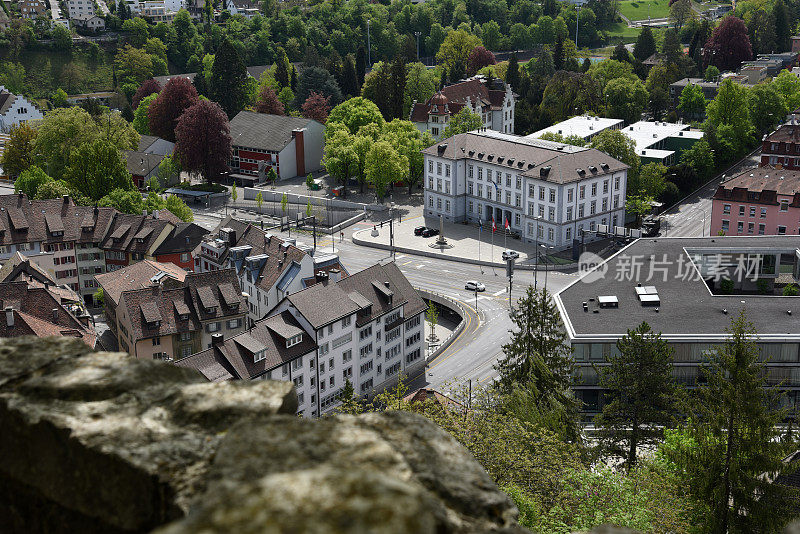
414 226 427 236
465 281 486 292
421 228 440 237
501 250 520 261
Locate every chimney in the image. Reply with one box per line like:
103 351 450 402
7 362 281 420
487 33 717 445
211 333 224 347
62 195 69 204
142 209 148 216
292 128 306 177
94 205 99 218
185 236 190 245
5 306 13 328
52 308 59 323
328 268 341 283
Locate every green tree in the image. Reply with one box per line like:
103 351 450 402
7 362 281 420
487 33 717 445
440 107 482 139
267 167 277 185
636 162 667 199
165 194 194 222
703 79 754 161
494 286 577 432
133 93 157 135
305 199 313 218
231 182 238 204
52 24 72 51
98 188 145 214
633 26 656 62
255 191 263 214
1 123 38 178
326 97 385 136
589 129 641 184
156 154 181 188
64 140 134 201
625 194 654 227
51 88 69 108
210 39 250 118
680 139 715 180
587 59 637 90
13 165 52 198
673 310 797 533
115 45 154 87
670 0 691 31
604 77 648 124
436 29 482 76
678 83 707 119
748 83 787 134
661 28 683 64
365 140 406 202
403 62 437 118
280 192 288 213
596 322 680 467
323 128 358 197
704 65 720 82
773 69 800 111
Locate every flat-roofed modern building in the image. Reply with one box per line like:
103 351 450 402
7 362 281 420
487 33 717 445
527 115 624 142
422 129 629 249
554 236 800 415
619 121 704 165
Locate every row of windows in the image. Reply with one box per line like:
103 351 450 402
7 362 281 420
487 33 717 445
428 161 452 176
405 332 421 347
429 197 452 213
720 220 792 235
722 204 788 217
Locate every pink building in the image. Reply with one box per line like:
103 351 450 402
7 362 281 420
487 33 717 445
761 124 800 169
711 169 800 236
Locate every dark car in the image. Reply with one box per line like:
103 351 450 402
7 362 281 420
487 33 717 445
414 226 427 236
642 218 661 237
421 228 440 238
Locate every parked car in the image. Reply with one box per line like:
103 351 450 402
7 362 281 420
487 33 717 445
465 281 486 292
414 226 427 236
422 228 440 238
501 250 520 261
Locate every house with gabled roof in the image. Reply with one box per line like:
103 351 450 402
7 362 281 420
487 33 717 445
409 76 515 140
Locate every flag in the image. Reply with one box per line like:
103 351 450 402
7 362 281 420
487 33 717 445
478 219 483 230
490 180 500 194
492 217 496 232
504 217 510 230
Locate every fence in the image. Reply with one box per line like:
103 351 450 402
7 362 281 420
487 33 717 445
242 187 388 213
416 289 468 362
231 198 359 228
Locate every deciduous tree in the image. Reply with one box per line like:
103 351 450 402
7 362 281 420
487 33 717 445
13 165 52 198
294 66 342 109
326 97 385 136
403 62 438 117
148 77 199 142
678 83 706 119
1 123 38 178
64 140 134 201
703 78 753 161
590 129 641 182
467 45 496 76
436 29 482 78
702 16 752 72
133 93 158 135
301 91 331 124
175 99 232 182
604 77 648 124
254 84 285 115
440 107 482 138
115 45 154 86
365 140 406 202
132 78 161 109
748 83 787 134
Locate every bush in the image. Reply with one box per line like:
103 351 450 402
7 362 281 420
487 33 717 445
783 284 799 296
757 278 771 295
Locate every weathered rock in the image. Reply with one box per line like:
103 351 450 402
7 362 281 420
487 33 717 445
0 337 528 534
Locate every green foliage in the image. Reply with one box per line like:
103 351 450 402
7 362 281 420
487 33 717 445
589 129 641 183
604 77 648 124
133 93 157 135
165 194 194 222
783 284 799 296
280 192 288 213
1 123 38 178
51 88 68 108
537 132 586 146
326 97 385 136
210 39 250 118
14 165 52 198
635 162 667 199
436 29 482 76
679 139 714 180
440 107 483 139
748 83 787 134
704 65 720 82
64 140 134 201
596 322 680 467
93 287 104 307
255 191 263 213
677 83 706 119
625 194 654 227
667 310 799 533
703 78 754 162
231 182 238 203
365 140 407 201
98 188 145 214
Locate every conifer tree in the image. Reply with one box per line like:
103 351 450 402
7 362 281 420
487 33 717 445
210 39 249 118
506 52 520 91
596 322 680 467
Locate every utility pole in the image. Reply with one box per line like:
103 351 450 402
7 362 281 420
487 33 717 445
367 19 371 69
506 258 514 310
575 5 580 48
312 216 317 252
414 31 421 61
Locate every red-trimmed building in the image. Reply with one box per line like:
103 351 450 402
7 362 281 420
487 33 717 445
228 112 325 185
762 124 800 169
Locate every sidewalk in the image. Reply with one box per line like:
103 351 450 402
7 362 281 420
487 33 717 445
352 215 575 269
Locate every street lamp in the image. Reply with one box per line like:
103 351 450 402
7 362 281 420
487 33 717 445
575 5 581 49
367 19 371 69
533 216 541 289
540 244 554 292
414 31 421 61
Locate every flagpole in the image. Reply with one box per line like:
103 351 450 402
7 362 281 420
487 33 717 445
478 222 481 264
504 218 507 250
491 222 494 266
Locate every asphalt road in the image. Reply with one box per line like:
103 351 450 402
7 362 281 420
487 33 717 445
322 220 577 392
660 149 762 237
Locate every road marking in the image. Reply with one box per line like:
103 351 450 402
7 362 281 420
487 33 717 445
396 254 406 259
401 260 413 265
492 288 506 296
416 264 424 269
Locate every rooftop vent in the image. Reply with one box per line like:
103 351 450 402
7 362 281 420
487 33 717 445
477 152 485 159
437 143 447 153
507 158 515 166
635 285 660 306
517 161 525 168
540 166 551 177
497 156 504 163
597 295 619 308
487 154 494 161
577 168 586 176
468 150 475 157
600 162 609 171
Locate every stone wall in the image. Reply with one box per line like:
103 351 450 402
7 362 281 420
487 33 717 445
0 337 528 534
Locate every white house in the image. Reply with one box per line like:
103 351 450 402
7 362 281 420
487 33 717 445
0 86 43 132
422 129 629 249
409 76 515 139
66 0 95 17
176 261 426 418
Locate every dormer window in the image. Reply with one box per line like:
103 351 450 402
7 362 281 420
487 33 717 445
254 349 266 363
286 334 302 348
205 307 216 314
179 313 189 321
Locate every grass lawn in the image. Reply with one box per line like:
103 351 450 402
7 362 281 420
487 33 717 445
600 22 642 44
618 0 671 21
